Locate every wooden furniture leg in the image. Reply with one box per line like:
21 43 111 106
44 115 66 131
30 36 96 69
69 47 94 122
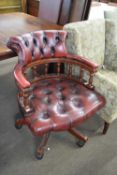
15 113 25 129
68 128 88 147
103 121 110 135
36 133 50 160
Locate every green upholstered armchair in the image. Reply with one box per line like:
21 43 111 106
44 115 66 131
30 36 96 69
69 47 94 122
64 19 117 134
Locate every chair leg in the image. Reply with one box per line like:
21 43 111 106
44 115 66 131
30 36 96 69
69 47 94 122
68 128 88 147
36 133 50 160
15 113 25 129
103 122 110 135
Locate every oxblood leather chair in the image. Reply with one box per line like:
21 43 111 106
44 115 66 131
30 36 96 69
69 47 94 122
7 30 105 159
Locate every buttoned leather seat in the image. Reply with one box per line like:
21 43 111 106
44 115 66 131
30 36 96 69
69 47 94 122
26 78 104 136
7 30 105 159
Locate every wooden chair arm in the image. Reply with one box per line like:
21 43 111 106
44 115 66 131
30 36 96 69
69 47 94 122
66 53 99 73
14 64 31 89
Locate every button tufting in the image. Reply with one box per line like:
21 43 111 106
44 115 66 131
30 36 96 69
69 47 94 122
57 102 66 114
24 39 29 47
43 36 48 45
56 92 65 100
55 36 60 44
40 111 50 120
43 96 50 104
31 49 35 58
33 38 37 46
71 98 83 108
40 47 44 56
43 89 52 95
51 46 55 55
55 32 61 44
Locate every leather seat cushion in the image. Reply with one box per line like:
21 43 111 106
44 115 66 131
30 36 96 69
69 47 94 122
25 78 105 136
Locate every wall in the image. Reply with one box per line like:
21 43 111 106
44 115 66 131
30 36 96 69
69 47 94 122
0 0 22 13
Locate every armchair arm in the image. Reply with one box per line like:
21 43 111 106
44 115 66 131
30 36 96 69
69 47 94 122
14 64 31 89
66 53 99 73
66 53 99 89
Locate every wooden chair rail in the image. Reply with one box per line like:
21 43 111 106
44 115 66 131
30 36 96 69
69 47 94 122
22 57 95 90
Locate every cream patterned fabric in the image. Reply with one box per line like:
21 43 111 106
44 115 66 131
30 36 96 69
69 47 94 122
94 69 117 123
64 19 117 124
64 20 105 67
104 20 117 71
104 9 117 22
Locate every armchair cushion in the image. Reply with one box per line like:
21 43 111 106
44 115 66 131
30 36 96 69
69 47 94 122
64 19 117 125
64 19 105 67
94 69 117 123
104 9 117 22
104 20 117 71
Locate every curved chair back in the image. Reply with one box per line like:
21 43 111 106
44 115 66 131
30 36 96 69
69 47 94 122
7 30 67 66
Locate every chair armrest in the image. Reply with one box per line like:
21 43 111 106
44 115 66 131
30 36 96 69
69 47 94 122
66 53 99 73
14 64 31 89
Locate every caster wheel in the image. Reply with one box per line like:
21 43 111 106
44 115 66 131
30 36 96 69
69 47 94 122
76 139 86 147
35 153 44 160
15 123 22 129
14 113 23 129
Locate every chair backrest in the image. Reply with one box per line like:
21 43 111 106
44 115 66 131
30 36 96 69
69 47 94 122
104 19 117 71
64 19 105 66
7 30 98 89
7 30 67 66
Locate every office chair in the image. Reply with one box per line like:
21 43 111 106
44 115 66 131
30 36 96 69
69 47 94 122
7 30 105 159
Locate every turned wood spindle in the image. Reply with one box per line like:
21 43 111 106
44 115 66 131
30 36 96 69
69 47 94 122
88 72 94 89
57 62 61 74
68 64 72 77
33 66 38 78
45 63 48 75
23 91 31 112
79 68 83 82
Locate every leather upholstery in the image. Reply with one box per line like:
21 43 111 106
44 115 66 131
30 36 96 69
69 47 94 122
7 30 67 65
7 30 106 137
26 78 105 136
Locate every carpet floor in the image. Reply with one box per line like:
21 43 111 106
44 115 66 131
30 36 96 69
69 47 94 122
0 57 117 175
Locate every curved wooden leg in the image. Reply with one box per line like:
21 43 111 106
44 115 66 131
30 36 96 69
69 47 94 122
103 122 110 135
36 133 50 160
15 113 25 129
68 128 88 147
69 128 88 141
